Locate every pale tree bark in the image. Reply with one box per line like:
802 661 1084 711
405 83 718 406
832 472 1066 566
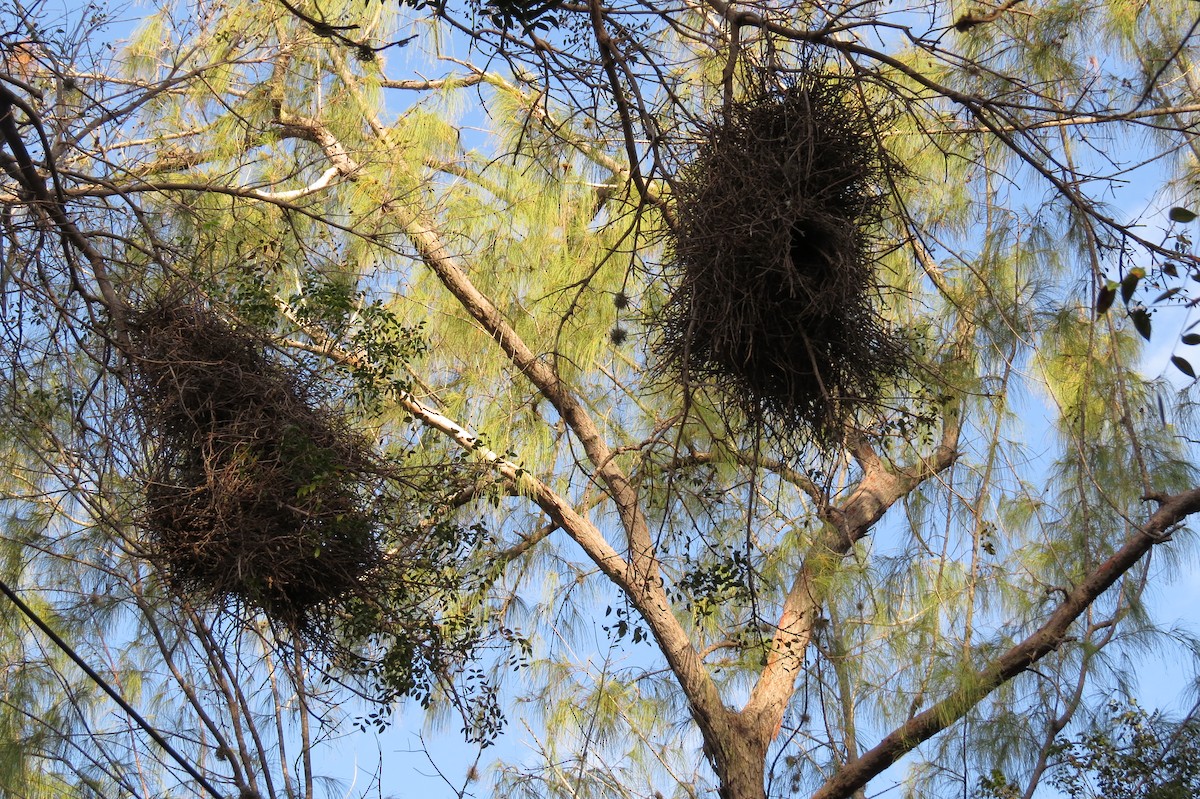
256 106 981 799
15 16 1199 798
812 487 1200 799
75 80 1191 799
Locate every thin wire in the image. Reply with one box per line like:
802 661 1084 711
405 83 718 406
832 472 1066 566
0 575 227 799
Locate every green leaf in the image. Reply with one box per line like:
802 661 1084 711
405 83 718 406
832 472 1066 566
1095 282 1117 316
1172 355 1196 378
1183 333 1200 346
1131 308 1152 340
1121 268 1144 306
1170 207 1198 223
1155 286 1183 302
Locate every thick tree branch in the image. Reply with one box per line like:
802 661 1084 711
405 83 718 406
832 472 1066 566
810 486 1200 799
832 411 962 543
677 408 962 793
743 404 962 739
398 204 736 757
270 111 650 557
380 73 488 90
267 107 734 781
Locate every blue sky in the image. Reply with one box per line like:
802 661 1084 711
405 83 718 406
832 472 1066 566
17 0 1200 796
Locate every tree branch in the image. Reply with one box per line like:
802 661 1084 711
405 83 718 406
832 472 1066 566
380 73 488 91
266 107 734 778
278 326 635 587
743 403 961 737
810 486 1200 799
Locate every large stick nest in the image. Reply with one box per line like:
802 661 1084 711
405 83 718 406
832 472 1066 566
125 298 397 635
655 72 909 452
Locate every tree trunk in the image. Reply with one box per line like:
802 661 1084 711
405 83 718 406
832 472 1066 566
701 708 771 799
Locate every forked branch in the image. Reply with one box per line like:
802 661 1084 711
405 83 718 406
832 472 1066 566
809 487 1200 799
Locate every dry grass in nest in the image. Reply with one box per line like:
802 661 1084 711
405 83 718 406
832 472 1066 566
125 297 394 635
655 71 908 453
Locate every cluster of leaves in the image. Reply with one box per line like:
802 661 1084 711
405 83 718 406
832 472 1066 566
381 0 564 33
1095 207 1200 379
1051 701 1200 799
603 603 651 645
333 518 532 746
977 700 1200 799
475 0 563 32
675 548 753 620
291 277 428 410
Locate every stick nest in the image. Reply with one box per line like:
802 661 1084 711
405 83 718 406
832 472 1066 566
655 73 908 452
125 298 395 634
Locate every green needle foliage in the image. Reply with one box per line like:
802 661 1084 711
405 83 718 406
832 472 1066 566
3 0 1200 798
981 700 1200 799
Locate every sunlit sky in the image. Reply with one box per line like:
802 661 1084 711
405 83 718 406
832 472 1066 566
24 0 1200 795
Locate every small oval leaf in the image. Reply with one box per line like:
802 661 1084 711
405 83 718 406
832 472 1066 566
1131 308 1153 340
1164 262 1179 277
1155 286 1183 302
1121 272 1142 305
1183 333 1200 346
1172 355 1196 378
1170 207 1198 223
1096 283 1117 316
